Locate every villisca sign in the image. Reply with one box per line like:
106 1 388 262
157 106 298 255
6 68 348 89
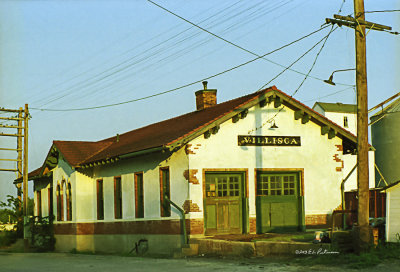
238 135 301 146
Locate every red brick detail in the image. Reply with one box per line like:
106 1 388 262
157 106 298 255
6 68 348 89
185 218 204 235
54 220 182 235
305 214 330 228
249 217 257 233
185 144 201 155
185 144 195 154
335 144 343 151
333 154 344 172
183 169 199 184
182 200 201 214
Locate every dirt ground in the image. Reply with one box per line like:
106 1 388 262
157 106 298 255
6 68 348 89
1 252 400 272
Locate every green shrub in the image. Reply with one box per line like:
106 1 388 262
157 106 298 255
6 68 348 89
0 230 18 247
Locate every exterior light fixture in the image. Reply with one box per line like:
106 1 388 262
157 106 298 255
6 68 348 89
324 68 356 86
270 121 278 129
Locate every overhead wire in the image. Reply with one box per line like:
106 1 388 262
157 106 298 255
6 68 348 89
364 10 400 14
147 0 353 87
247 26 338 134
34 1 303 110
32 0 257 109
303 86 355 103
76 1 286 104
30 25 330 112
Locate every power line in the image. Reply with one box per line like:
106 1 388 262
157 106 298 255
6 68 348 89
303 86 355 103
364 9 400 14
291 26 336 97
30 25 330 112
32 1 264 109
258 26 337 91
247 26 338 134
147 0 353 87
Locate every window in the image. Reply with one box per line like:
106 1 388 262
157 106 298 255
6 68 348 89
67 182 72 221
36 190 42 218
135 173 144 218
62 181 67 221
160 167 171 217
344 116 349 128
56 184 62 221
256 173 297 196
114 177 122 219
205 174 241 198
48 187 53 220
96 179 104 220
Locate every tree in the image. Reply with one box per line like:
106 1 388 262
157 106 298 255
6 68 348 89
0 195 34 237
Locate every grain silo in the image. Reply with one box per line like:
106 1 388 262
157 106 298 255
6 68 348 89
370 95 400 187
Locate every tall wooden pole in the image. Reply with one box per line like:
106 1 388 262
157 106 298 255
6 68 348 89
17 108 23 210
354 0 370 250
23 104 29 249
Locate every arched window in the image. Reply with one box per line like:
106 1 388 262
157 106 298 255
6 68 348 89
62 180 67 221
67 182 72 221
56 184 61 221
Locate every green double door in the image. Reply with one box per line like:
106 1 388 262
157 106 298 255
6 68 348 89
256 172 303 233
204 172 246 235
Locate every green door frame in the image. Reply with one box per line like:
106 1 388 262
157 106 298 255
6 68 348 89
255 170 305 233
203 170 249 235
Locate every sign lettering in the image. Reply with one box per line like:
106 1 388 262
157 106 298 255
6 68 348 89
238 135 301 146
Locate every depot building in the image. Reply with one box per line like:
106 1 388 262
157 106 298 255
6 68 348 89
23 83 365 254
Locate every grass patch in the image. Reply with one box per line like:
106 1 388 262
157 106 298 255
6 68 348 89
293 242 400 269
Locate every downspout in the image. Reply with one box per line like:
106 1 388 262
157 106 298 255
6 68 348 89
164 195 188 246
341 163 357 229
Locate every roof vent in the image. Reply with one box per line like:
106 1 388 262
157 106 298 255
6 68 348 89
195 81 217 110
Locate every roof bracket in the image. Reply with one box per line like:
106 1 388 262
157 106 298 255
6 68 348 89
273 96 282 108
240 109 248 119
294 110 304 120
259 99 267 108
321 125 330 135
328 128 336 139
301 113 310 124
211 125 220 134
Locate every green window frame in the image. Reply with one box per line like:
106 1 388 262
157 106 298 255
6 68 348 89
205 173 242 198
135 172 144 218
114 176 123 219
96 179 104 220
256 173 297 196
160 167 171 217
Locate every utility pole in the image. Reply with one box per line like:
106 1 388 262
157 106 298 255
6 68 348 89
23 104 29 250
17 109 23 212
354 0 370 252
326 0 394 252
0 104 29 249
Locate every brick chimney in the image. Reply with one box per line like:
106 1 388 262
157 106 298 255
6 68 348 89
195 81 217 110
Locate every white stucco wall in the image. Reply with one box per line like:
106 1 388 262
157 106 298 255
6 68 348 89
52 155 75 222
187 101 346 219
73 147 190 223
324 112 357 135
386 184 400 242
311 106 375 191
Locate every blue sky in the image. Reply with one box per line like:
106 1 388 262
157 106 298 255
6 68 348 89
1 0 399 202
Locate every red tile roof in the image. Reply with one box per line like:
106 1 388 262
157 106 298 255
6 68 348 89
79 88 267 164
54 141 113 166
24 86 358 180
